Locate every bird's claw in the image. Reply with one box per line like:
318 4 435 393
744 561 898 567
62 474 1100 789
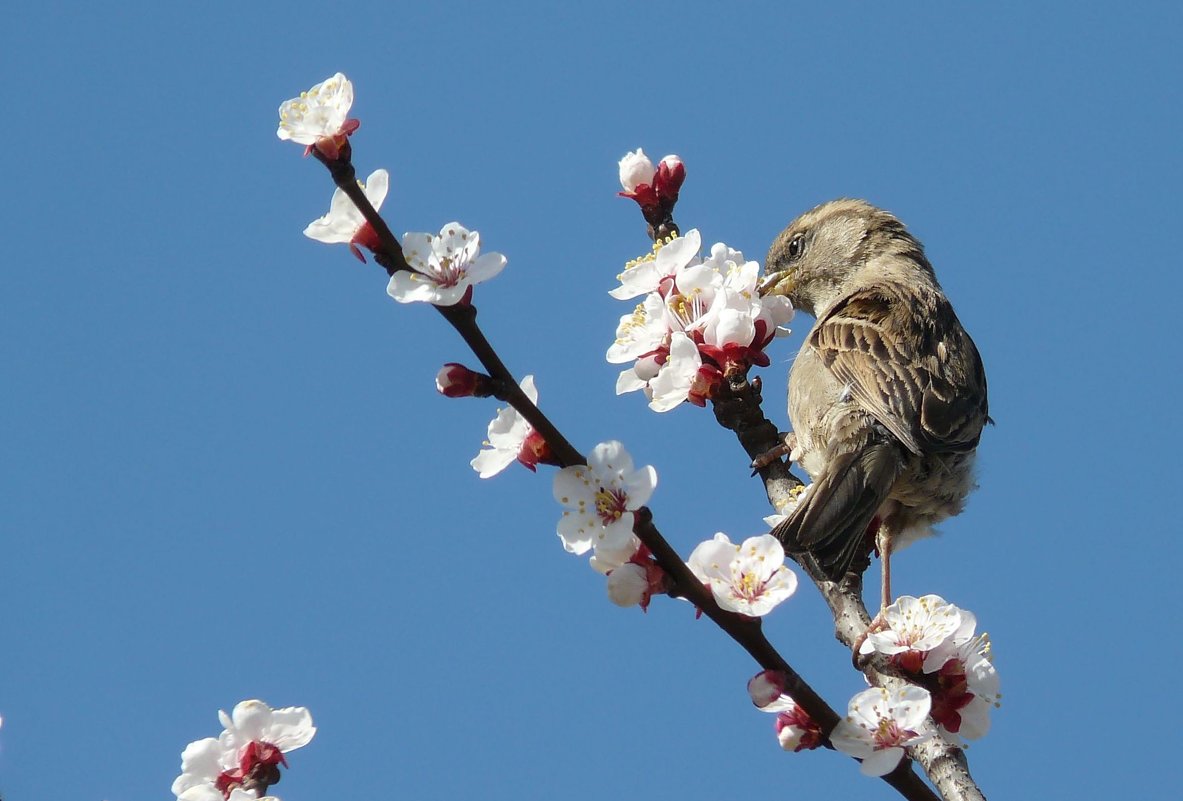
851 610 888 669
750 432 798 475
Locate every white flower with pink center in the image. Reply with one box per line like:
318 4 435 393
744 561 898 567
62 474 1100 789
277 73 359 157
923 611 1001 742
610 229 702 300
646 332 704 412
687 533 798 617
552 441 656 556
303 169 389 262
471 375 551 478
661 258 723 336
607 293 668 365
830 686 935 776
859 594 963 671
388 223 506 306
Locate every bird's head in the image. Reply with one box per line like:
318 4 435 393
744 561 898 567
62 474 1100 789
759 198 929 317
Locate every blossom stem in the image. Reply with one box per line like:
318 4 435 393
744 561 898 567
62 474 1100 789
311 150 414 278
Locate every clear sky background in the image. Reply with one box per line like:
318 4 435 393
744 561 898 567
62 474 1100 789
3 2 1181 800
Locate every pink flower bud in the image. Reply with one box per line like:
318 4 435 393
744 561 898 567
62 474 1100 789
775 707 824 752
748 670 787 708
436 363 488 398
653 155 686 199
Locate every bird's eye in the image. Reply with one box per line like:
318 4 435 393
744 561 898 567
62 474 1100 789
787 234 806 259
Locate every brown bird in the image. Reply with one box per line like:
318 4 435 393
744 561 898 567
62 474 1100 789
759 199 989 615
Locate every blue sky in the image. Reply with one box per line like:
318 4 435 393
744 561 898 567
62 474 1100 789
3 2 1181 799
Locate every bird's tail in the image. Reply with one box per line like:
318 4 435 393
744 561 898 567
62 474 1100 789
770 437 904 579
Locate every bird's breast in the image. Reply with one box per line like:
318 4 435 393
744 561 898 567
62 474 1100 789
787 343 867 481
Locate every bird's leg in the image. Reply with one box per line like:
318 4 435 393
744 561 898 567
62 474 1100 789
852 519 892 667
878 523 894 615
751 431 798 473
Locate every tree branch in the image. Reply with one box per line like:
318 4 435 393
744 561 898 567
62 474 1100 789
307 150 953 801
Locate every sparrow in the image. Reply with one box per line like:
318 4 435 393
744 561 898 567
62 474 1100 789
758 199 989 613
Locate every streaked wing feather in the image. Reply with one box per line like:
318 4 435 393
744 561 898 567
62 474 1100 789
810 284 987 455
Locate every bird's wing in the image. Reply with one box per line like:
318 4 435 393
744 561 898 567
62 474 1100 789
810 282 988 456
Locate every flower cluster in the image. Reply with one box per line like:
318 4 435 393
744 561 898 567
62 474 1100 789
277 73 360 160
172 700 315 801
553 441 666 608
687 533 798 617
858 595 1001 742
617 148 686 233
284 78 506 304
607 228 794 411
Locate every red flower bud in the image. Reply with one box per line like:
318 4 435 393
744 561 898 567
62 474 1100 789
436 364 491 398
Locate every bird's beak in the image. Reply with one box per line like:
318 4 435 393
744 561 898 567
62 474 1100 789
758 270 794 298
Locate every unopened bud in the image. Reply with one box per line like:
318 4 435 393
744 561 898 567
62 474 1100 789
774 706 823 752
436 363 491 398
748 670 787 708
618 148 657 193
653 154 686 199
606 563 650 608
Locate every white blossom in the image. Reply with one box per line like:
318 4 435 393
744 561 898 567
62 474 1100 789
830 686 935 776
303 169 389 260
471 376 541 478
388 223 506 306
553 441 656 556
923 610 1001 742
606 563 650 607
607 293 668 364
647 332 702 412
172 737 233 800
609 229 701 300
218 700 316 760
172 701 313 801
858 594 963 663
687 533 798 616
277 73 355 146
